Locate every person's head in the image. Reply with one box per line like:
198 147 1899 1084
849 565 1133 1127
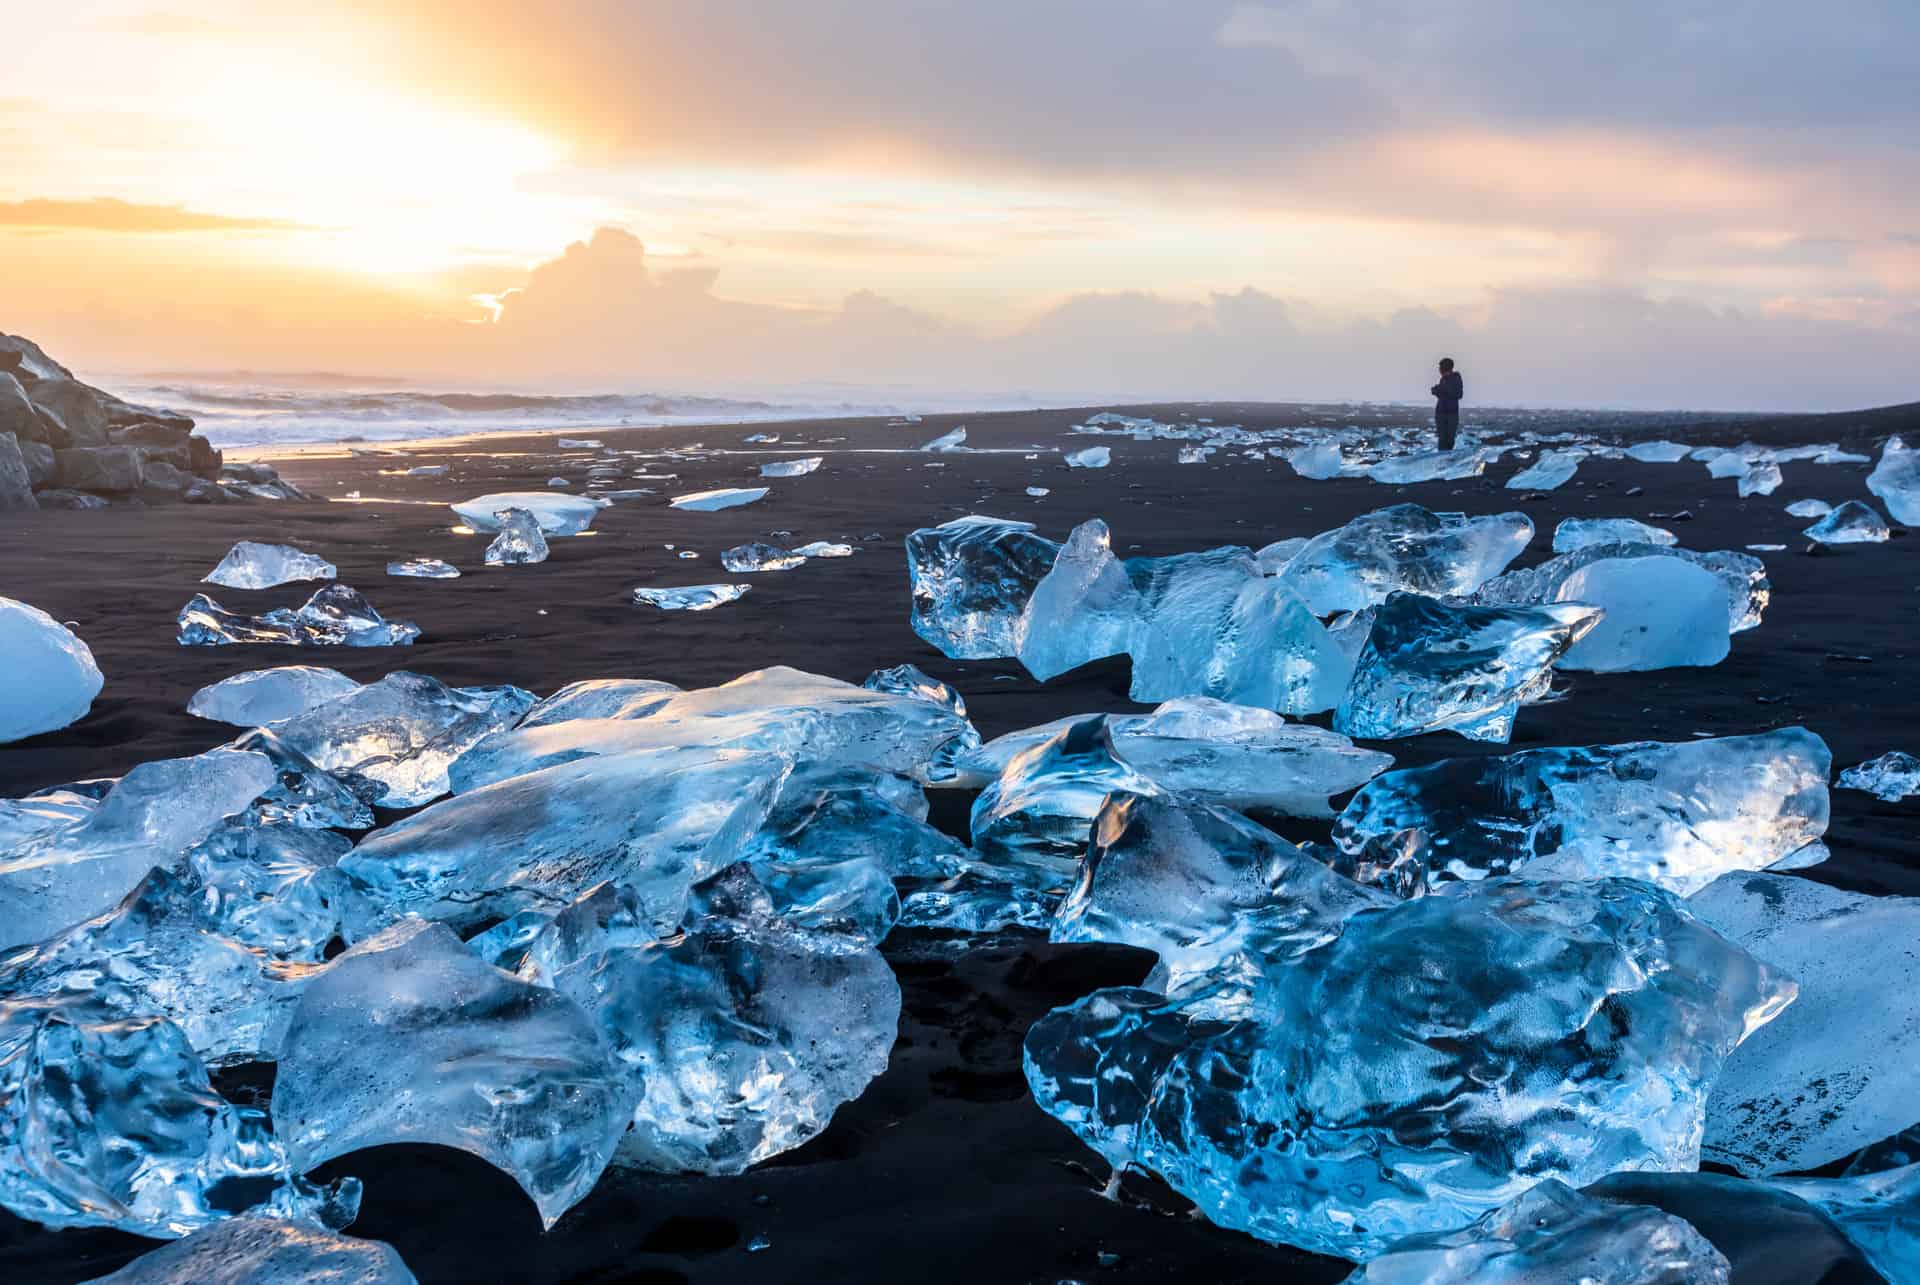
1438 357 1455 373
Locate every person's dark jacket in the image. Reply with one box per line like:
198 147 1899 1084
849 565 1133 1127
1431 370 1464 413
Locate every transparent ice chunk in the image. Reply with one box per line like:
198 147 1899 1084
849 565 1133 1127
1065 446 1111 468
0 596 103 743
907 516 1061 659
186 666 362 727
1554 556 1732 672
670 487 768 511
1837 749 1920 800
1552 517 1676 553
1275 504 1535 615
385 557 460 578
203 542 337 590
177 585 421 647
1474 543 1768 633
450 491 606 534
483 508 550 565
759 456 822 477
1804 500 1890 544
84 1216 416 1285
1867 435 1920 524
721 542 806 572
631 583 751 610
1505 448 1583 491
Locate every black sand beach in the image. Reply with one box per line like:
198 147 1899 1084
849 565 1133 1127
3 402 1915 1283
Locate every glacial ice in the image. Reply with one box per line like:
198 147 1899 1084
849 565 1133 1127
907 515 1061 658
1474 543 1769 633
1505 447 1583 491
721 541 806 572
185 822 356 963
970 717 1159 874
921 425 968 451
1345 1180 1730 1284
1065 446 1111 468
0 597 103 743
1772 1159 1920 1285
1013 519 1137 681
203 542 337 590
672 487 768 511
450 491 605 534
1785 498 1833 519
1274 504 1535 615
792 540 853 557
1804 499 1890 544
223 728 375 830
483 508 550 565
1024 876 1791 1259
272 920 628 1228
1333 728 1831 894
632 583 751 610
861 661 970 720
1738 462 1783 497
1625 440 1693 462
1287 441 1346 479
185 665 362 727
385 557 460 578
86 1216 416 1285
1332 592 1601 742
1867 435 1920 524
1837 750 1920 800
178 585 421 647
1552 516 1677 553
760 455 823 477
1367 447 1488 484
1176 445 1211 464
518 677 682 726
1690 873 1920 1176
1554 555 1732 672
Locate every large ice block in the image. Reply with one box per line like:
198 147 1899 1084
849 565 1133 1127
1274 504 1535 615
1014 518 1139 680
1738 462 1783 497
0 597 103 743
178 585 421 647
1772 1160 1920 1285
1367 447 1488 484
1065 446 1111 468
1473 543 1768 633
450 491 605 534
203 542 337 590
1552 516 1676 553
907 515 1061 658
1837 750 1920 801
85 1216 416 1285
1867 435 1920 524
483 508 550 565
921 425 968 452
1553 555 1732 672
1804 499 1890 544
1286 441 1346 479
186 665 362 727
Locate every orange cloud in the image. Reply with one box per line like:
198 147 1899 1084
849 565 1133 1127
0 198 310 234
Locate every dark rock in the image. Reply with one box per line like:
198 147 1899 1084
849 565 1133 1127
19 438 54 487
31 405 73 447
28 378 111 446
111 420 192 448
0 372 40 443
33 487 111 510
183 478 224 504
101 397 193 432
189 434 222 478
0 332 74 382
135 442 192 473
0 432 38 511
139 459 194 495
53 445 144 492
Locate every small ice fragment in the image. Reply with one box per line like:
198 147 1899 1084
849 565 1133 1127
203 541 337 590
677 550 698 559
178 585 421 647
1786 498 1833 518
450 491 606 534
760 456 823 478
1804 500 1890 544
557 437 603 448
921 426 968 452
1552 517 1677 553
791 541 853 557
743 432 779 444
1505 448 1584 491
0 597 102 743
484 508 551 565
671 487 768 511
1065 447 1111 469
722 542 806 572
547 476 570 487
1738 462 1783 496
1837 750 1920 801
632 584 752 610
1177 446 1211 464
1368 448 1488 484
1747 543 1787 552
186 665 362 726
1026 486 1050 497
1625 440 1693 462
1286 441 1345 479
387 557 460 578
405 464 448 477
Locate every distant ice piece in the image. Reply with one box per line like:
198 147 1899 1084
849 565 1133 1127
1065 446 1111 468
450 491 606 534
178 584 421 647
88 1217 417 1285
273 920 628 1228
1556 555 1732 672
0 597 103 743
907 515 1061 658
1785 498 1833 519
722 542 805 572
1553 516 1677 553
1867 434 1920 523
1738 462 1784 497
1505 447 1583 491
546 476 570 487
760 455 822 477
386 557 460 578
1804 499 1890 544
1368 447 1488 484
203 541 337 590
1333 592 1600 742
671 487 768 511
1287 441 1346 479
1346 1180 1731 1284
1474 543 1768 634
921 425 968 452
1275 504 1534 615
1625 440 1693 463
483 507 550 565
557 437 602 448
632 583 751 610
791 540 853 557
1837 750 1920 801
1025 486 1051 496
1334 727 1831 894
1176 445 1211 464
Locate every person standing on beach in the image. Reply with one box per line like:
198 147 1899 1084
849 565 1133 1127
1431 357 1464 450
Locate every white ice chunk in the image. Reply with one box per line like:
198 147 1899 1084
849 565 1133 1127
203 542 336 590
631 583 751 610
450 491 606 534
1867 435 1920 524
186 665 362 727
1555 556 1732 672
670 487 768 511
0 597 102 743
1553 517 1677 553
760 456 822 477
1805 500 1890 544
1065 446 1112 468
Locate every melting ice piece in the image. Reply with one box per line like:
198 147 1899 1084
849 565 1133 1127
971 717 1159 873
1691 873 1920 1176
1552 516 1677 553
1065 446 1111 468
760 456 822 477
186 665 362 727
386 557 460 578
483 508 550 565
1505 447 1583 491
518 678 682 726
1023 877 1792 1260
861 662 969 721
721 542 805 572
921 425 968 452
0 997 356 1237
1334 727 1831 894
1333 592 1601 742
1345 1180 1731 1284
87 1216 416 1285
1785 498 1833 519
631 583 751 610
1554 555 1732 672
224 728 376 830
186 822 356 963
1867 435 1920 524
1013 518 1139 681
530 867 901 1175
273 920 628 1228
792 540 853 557
177 584 421 647
1274 504 1534 615
1772 1159 1920 1285
1738 462 1784 497
0 597 102 743
1286 441 1345 479
1804 499 1890 544
672 487 768 511
450 491 606 534
1474 543 1768 633
907 515 1061 659
1367 447 1488 484
1838 750 1920 801
203 541 337 590
1025 486 1051 497
341 747 790 935
1626 440 1693 463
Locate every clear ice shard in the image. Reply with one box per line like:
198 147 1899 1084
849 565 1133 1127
1474 543 1768 633
0 997 358 1237
178 585 421 647
1344 1180 1731 1284
202 542 337 590
1867 435 1920 524
85 1216 416 1285
670 486 768 511
1552 516 1677 553
339 747 791 936
272 920 627 1229
1022 876 1792 1260
1333 728 1831 895
1505 447 1583 491
1065 446 1111 468
1772 1159 1920 1285
721 541 806 572
1332 592 1601 743
265 671 536 808
526 867 900 1176
1786 498 1833 519
185 822 356 963
1287 441 1346 479
519 678 682 726
1804 499 1890 544
970 717 1159 874
483 507 550 565
1552 555 1732 672
1690 873 1920 1176
450 491 606 534
921 425 968 451
0 747 277 950
223 727 376 829
1738 462 1783 497
1837 750 1920 800
1626 440 1693 462
759 455 822 477
1367 447 1488 484
386 557 460 578
792 540 853 557
907 515 1061 659
185 665 362 727
631 583 751 610
1273 504 1534 615
0 596 103 743
1014 519 1137 681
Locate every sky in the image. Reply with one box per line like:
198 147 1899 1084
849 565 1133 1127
2 0 1917 410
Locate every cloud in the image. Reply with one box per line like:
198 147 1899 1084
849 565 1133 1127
0 197 309 234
